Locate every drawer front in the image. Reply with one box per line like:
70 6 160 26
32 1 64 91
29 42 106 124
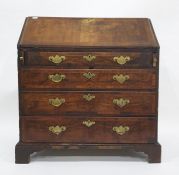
21 116 157 143
20 69 156 90
20 92 156 116
26 52 153 68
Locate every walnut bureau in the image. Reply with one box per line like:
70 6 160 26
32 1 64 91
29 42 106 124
15 17 161 163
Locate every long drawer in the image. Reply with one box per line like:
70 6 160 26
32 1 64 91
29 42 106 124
21 116 157 143
20 91 156 116
25 51 154 68
19 69 156 90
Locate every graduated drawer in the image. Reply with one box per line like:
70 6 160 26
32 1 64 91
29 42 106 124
20 91 156 116
25 52 154 68
19 69 157 90
21 116 157 143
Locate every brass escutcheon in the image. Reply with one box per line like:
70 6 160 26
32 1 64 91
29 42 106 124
82 18 96 23
82 120 96 127
83 72 95 79
83 54 96 62
83 94 95 101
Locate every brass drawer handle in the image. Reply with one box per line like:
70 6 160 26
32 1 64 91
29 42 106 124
113 126 129 135
113 98 130 108
113 56 131 65
49 98 65 107
83 94 95 101
83 120 95 127
83 54 96 62
49 125 66 135
113 74 129 84
48 74 66 83
49 55 65 64
83 72 95 79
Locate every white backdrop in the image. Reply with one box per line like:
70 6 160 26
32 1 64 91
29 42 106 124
0 0 179 174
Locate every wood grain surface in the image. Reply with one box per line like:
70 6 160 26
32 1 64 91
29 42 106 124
16 17 161 163
19 68 157 90
20 91 157 116
21 116 157 143
26 51 153 68
18 17 159 49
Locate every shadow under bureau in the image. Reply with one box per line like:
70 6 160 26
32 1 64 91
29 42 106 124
15 17 161 163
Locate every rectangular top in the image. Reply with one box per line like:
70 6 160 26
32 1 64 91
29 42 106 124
18 17 159 49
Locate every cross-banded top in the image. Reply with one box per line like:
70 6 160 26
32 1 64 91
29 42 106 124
18 17 159 49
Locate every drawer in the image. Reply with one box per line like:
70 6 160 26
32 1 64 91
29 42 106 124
21 116 157 143
20 91 157 116
19 69 156 90
25 52 154 68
